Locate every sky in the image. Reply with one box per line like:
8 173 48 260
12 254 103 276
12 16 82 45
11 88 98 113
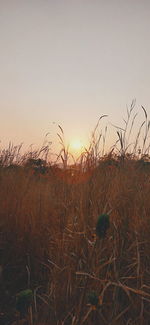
0 0 150 156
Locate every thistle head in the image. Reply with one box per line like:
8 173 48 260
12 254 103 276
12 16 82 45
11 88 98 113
96 214 110 239
88 291 99 307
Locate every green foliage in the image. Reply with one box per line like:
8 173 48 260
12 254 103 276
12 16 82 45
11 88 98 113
96 214 110 238
16 289 33 316
87 291 99 306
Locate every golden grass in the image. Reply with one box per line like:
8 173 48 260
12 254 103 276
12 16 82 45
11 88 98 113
0 104 150 324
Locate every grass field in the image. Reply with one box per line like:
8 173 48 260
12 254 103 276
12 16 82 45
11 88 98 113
0 105 150 325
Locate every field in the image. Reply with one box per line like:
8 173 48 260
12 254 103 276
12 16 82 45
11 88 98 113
0 107 150 325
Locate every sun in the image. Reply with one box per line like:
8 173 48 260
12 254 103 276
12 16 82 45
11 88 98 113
70 139 84 153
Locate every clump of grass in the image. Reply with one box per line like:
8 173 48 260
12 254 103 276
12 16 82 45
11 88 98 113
112 100 150 160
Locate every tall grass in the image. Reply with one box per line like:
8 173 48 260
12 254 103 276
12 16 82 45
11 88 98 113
0 104 150 324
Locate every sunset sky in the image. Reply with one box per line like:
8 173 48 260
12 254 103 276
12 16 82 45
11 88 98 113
0 0 150 155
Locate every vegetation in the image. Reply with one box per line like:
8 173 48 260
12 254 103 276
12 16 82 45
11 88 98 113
0 103 150 324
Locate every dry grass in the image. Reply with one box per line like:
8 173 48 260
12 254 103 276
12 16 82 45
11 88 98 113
0 104 150 325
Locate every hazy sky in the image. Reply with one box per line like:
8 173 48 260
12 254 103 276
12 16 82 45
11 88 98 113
0 0 150 154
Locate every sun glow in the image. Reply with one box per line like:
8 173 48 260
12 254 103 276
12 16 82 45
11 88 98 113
70 139 84 153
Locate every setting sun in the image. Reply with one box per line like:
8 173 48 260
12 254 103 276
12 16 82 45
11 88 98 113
70 139 84 153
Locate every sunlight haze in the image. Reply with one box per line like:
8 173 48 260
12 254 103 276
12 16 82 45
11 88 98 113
0 0 150 153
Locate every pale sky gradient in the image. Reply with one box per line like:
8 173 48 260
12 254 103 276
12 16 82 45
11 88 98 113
0 0 150 154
